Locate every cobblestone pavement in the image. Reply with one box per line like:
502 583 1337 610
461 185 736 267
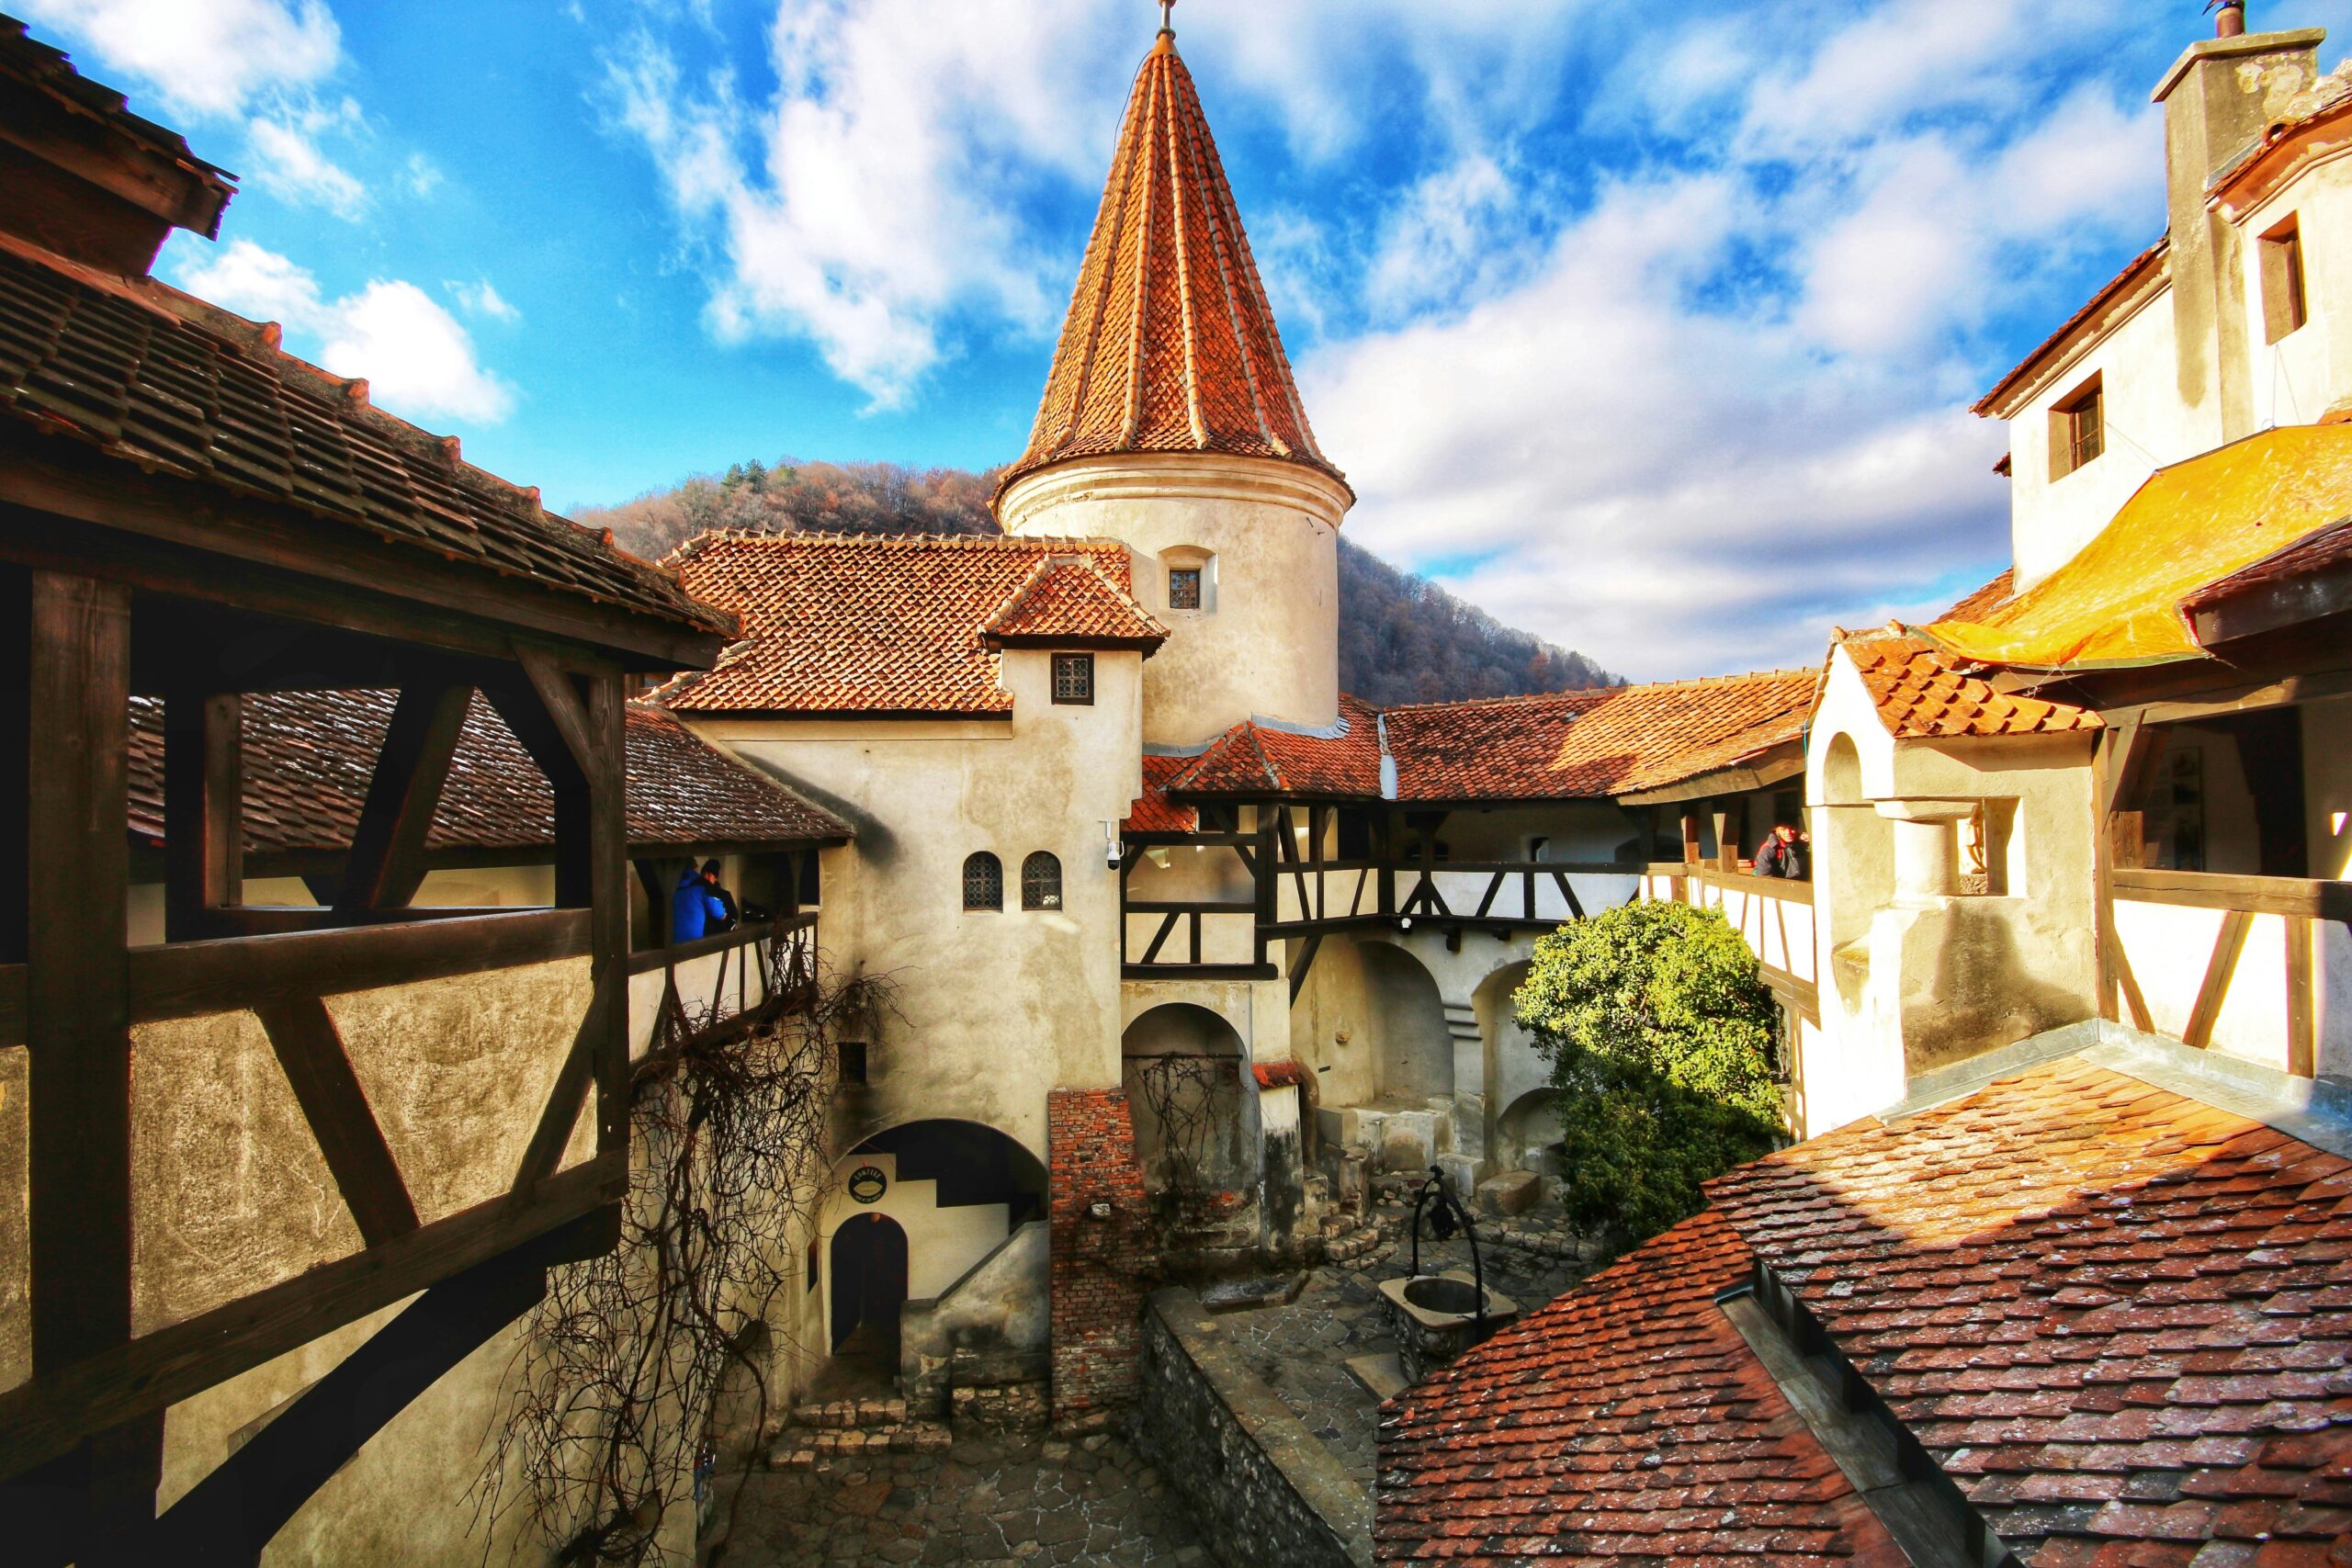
1215 1199 1592 1491
720 1431 1205 1567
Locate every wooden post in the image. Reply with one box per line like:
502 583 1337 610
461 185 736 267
582 672 629 1161
25 572 160 1554
2092 714 2147 1024
0 570 25 968
1713 801 1744 874
1680 808 1702 871
162 689 243 942
2285 915 2315 1077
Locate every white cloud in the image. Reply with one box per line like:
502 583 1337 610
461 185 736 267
248 112 368 219
16 0 340 118
177 240 514 425
599 0 1587 408
400 152 446 198
451 279 521 322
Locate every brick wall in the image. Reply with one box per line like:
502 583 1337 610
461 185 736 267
1046 1088 1154 1433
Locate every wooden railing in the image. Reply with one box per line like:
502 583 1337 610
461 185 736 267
2108 870 2343 1076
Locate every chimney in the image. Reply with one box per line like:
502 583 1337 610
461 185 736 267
2153 15 2324 442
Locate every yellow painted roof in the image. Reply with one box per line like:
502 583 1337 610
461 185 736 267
1922 424 2352 670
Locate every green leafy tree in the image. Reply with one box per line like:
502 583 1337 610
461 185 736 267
1514 900 1783 1248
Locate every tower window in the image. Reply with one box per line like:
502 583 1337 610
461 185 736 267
1168 567 1202 610
963 852 1002 911
2263 216 2307 344
837 1041 868 1084
1051 652 1094 705
2050 374 2103 480
1022 852 1063 910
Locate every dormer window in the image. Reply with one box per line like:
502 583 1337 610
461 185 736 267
2262 216 2307 344
1168 567 1202 610
2051 374 2103 480
1051 652 1094 705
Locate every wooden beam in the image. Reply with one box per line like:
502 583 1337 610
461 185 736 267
25 572 133 1376
1680 809 1702 868
1138 912 1181 964
2110 869 2352 920
1553 869 1587 920
1713 801 1744 874
515 646 598 780
0 1150 623 1483
2182 909 2252 1051
140 1238 556 1562
482 667 592 909
2107 927 2154 1033
161 691 243 942
2285 916 2316 1078
21 572 146 1556
129 908 589 1024
1288 933 1324 1004
0 442 727 671
580 672 629 1162
334 682 471 913
0 571 22 969
254 998 419 1247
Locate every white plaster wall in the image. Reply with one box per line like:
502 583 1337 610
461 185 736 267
2304 694 2352 879
998 454 1350 746
2239 153 2352 431
816 1153 1010 1348
694 648 1144 1161
2004 278 2193 591
2111 900 2346 1076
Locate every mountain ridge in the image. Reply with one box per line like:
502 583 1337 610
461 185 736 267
577 458 1620 705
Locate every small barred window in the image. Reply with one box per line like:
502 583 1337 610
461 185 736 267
1051 652 1094 705
963 851 1003 910
1168 567 1203 610
1022 852 1063 910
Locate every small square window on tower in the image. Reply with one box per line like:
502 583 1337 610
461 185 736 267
2262 215 2307 344
1051 651 1094 705
2050 373 2103 480
1168 566 1203 610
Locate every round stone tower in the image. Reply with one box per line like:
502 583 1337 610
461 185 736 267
992 25 1352 749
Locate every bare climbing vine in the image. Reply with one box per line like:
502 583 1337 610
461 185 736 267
474 933 898 1566
1132 1053 1235 1224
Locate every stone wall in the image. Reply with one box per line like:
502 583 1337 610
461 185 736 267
1135 1288 1369 1568
1046 1088 1153 1433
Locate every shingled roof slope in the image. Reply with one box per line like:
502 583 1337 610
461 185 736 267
1381 1055 2352 1563
126 691 846 856
983 556 1170 647
995 29 1346 504
0 237 728 638
1386 671 1815 802
1124 754 1200 835
659 532 1159 716
1841 634 2099 740
1164 694 1385 797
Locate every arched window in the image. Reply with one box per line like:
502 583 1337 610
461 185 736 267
1022 852 1063 910
962 852 1002 911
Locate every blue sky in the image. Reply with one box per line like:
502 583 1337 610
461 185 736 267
19 1 2348 679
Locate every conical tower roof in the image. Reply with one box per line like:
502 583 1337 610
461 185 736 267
995 28 1348 508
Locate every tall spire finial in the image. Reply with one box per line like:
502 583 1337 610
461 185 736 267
1159 0 1174 37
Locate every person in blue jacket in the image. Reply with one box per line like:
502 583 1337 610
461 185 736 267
673 863 729 942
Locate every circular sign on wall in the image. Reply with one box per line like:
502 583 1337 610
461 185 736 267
847 1165 888 1204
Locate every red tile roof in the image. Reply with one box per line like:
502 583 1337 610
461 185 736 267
1387 671 1815 802
1381 1055 2352 1563
126 691 846 858
1136 672 1816 811
1379 1202 1903 1564
1124 754 1200 835
1974 239 2168 418
0 237 729 640
1940 569 2016 624
983 556 1170 648
658 532 1160 716
995 31 1346 505
1841 634 2099 740
1164 694 1385 797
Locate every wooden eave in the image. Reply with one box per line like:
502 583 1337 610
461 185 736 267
979 632 1166 654
1973 242 2170 419
0 425 729 671
665 704 1015 723
0 61 234 237
1613 742 1806 807
2210 96 2352 221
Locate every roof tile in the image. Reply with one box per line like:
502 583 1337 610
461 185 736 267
1842 634 2100 740
660 532 1159 716
125 691 844 856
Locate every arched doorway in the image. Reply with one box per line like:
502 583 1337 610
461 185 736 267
830 1212 910 1362
1121 1003 1249 1201
1362 942 1452 1102
1497 1089 1565 1177
1475 960 1542 1159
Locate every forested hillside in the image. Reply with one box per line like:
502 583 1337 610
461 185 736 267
578 458 1618 705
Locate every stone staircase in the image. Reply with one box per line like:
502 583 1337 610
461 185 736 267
764 1395 951 1470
